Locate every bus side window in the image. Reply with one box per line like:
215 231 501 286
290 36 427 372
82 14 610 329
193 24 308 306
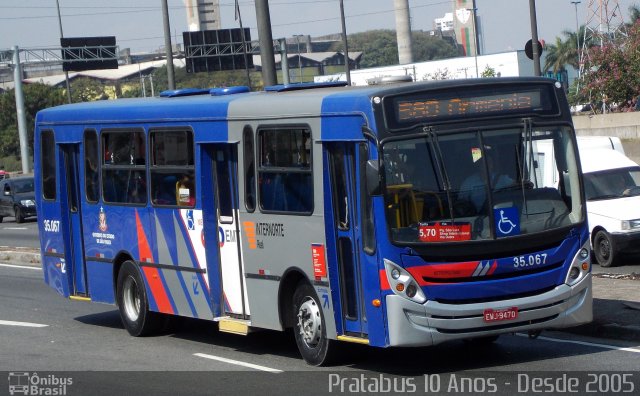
101 130 147 205
84 130 99 203
149 129 195 207
41 130 56 200
258 127 313 214
244 126 256 212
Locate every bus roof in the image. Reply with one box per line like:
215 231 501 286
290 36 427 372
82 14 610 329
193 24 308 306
35 77 560 126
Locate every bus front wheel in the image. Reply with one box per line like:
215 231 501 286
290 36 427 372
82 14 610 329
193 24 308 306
292 281 335 366
116 260 161 336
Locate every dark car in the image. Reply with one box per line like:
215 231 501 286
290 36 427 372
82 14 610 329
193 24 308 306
0 176 36 223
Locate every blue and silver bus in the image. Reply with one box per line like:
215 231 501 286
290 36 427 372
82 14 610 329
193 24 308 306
34 78 592 365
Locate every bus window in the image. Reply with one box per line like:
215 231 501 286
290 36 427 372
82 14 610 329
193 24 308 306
84 130 99 203
41 130 56 200
149 129 195 207
258 127 312 213
101 130 147 205
243 126 256 212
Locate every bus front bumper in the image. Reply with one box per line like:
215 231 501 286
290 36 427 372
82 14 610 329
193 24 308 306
386 274 592 347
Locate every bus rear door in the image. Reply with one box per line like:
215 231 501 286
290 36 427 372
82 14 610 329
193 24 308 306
202 144 249 319
59 143 88 297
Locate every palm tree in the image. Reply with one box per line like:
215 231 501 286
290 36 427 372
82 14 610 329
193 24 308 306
544 26 593 74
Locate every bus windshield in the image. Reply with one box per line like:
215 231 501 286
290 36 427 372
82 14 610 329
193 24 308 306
382 125 583 244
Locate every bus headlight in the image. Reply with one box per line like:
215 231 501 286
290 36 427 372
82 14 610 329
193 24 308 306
565 241 590 286
384 259 427 304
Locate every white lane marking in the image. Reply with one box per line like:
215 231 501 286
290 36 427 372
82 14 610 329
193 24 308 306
194 353 283 373
516 333 640 353
0 263 40 271
2 227 28 230
0 320 48 328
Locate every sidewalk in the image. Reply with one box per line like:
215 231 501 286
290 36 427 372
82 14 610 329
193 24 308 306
2 248 639 342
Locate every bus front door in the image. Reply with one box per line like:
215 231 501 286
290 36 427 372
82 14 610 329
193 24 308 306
202 144 249 319
328 144 367 338
59 144 88 297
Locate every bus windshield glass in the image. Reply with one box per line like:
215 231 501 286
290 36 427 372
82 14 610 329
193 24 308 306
382 125 582 244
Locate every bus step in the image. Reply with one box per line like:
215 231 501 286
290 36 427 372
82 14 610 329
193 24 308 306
69 295 91 302
215 317 251 335
337 335 369 345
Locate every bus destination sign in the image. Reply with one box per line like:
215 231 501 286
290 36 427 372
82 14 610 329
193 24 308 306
397 91 542 122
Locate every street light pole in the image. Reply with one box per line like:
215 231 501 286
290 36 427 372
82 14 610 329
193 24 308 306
161 0 175 90
467 5 479 77
55 0 72 103
571 1 581 76
339 0 351 85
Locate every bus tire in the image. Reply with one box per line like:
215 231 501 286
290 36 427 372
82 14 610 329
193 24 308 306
593 230 618 267
116 260 161 336
292 281 336 366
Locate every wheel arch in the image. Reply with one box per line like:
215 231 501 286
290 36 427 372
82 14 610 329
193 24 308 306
277 267 311 329
112 250 136 305
590 226 607 246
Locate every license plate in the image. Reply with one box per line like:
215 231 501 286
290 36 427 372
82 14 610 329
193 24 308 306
483 307 518 322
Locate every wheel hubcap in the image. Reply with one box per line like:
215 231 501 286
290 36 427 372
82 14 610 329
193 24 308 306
599 238 610 259
123 276 141 321
297 297 322 348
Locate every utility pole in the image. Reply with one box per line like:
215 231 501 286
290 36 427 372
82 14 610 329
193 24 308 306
55 0 72 103
255 0 277 87
529 0 541 76
394 0 413 64
12 47 29 175
161 0 175 90
339 0 351 85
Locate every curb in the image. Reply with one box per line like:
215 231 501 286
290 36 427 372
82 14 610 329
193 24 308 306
0 248 41 267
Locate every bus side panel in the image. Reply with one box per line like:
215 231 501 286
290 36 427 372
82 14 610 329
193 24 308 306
85 261 114 303
227 113 336 335
145 208 213 320
35 128 72 298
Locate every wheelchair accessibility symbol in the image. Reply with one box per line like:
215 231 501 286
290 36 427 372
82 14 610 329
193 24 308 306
494 207 520 237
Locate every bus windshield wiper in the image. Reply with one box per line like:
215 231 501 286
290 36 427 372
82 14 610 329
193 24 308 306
427 129 456 222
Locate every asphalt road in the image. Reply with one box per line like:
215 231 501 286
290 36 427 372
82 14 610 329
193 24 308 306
1 264 639 396
0 217 39 249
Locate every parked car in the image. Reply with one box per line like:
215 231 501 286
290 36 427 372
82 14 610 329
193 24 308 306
0 176 37 223
581 149 640 267
0 169 9 180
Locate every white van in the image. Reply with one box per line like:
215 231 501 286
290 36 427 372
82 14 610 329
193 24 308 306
581 148 640 266
534 136 639 266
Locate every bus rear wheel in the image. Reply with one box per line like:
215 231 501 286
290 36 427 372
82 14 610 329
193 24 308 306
116 260 161 336
292 282 336 366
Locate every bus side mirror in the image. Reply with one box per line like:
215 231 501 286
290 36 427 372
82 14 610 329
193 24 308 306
366 160 382 196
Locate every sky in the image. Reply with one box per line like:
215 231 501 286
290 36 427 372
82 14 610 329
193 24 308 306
0 0 638 55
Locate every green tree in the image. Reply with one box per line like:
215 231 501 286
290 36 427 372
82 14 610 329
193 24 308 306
0 83 65 159
580 21 640 111
348 30 458 68
481 65 496 78
544 27 585 74
70 77 109 102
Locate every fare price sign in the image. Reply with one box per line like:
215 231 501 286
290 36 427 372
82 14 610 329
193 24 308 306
418 222 471 242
